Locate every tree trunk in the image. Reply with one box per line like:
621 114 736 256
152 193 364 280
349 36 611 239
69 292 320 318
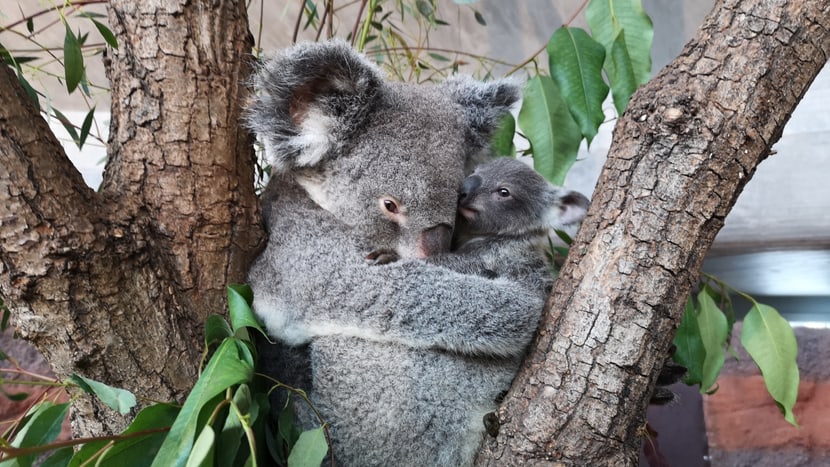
476 0 830 465
0 0 263 437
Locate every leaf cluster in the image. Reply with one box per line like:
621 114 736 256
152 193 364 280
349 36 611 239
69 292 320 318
673 278 800 426
0 286 328 467
506 0 653 185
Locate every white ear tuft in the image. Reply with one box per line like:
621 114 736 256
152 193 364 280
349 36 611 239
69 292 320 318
294 107 336 167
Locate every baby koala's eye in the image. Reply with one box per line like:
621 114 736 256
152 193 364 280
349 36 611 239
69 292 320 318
383 199 399 213
497 187 511 198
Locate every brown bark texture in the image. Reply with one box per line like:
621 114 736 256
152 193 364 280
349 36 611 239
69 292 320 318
476 0 830 465
0 0 263 436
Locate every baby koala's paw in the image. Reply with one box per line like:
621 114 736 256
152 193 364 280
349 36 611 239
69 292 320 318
365 249 400 265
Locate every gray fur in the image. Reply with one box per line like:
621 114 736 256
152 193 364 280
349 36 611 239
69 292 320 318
246 40 535 466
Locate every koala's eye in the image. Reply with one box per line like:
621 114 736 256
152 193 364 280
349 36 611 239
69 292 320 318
378 196 405 223
497 187 511 198
383 199 399 214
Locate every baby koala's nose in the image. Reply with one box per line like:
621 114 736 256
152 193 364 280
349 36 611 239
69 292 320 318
459 174 482 202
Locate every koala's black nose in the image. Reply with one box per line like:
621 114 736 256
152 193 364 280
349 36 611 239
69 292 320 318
459 175 482 201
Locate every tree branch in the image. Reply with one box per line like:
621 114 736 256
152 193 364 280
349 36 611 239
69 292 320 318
476 0 830 464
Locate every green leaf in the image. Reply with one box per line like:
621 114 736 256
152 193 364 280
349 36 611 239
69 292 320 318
216 385 250 466
70 374 137 415
227 284 264 335
26 17 34 34
287 426 329 467
1 402 69 467
52 108 80 146
672 296 705 386
204 314 233 346
63 23 84 94
427 52 450 62
474 10 486 26
585 0 654 85
696 290 728 393
15 69 40 108
185 425 215 467
415 0 433 20
70 403 180 467
606 31 637 115
547 27 608 145
741 304 800 426
41 447 73 467
90 19 118 49
78 107 95 150
490 113 516 157
277 396 302 458
151 339 253 467
517 76 581 186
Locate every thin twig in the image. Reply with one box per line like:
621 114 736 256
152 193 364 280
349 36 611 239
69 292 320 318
564 0 591 26
291 0 305 44
327 0 334 39
315 1 330 42
1 0 105 31
350 0 368 46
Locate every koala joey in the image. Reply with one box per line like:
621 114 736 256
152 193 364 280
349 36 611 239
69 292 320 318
246 40 546 466
425 157 590 293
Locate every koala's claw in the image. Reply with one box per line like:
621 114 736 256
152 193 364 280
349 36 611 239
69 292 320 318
483 412 500 438
365 249 400 265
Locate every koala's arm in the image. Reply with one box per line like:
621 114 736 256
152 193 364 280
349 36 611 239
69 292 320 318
249 188 545 359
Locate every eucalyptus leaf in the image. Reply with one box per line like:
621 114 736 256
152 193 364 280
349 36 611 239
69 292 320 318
151 339 253 467
547 27 608 145
474 10 486 26
204 314 233 346
216 385 251 466
227 284 264 335
672 297 705 386
69 403 179 467
585 0 654 84
70 374 137 415
53 108 80 146
517 76 581 186
90 19 118 49
607 31 637 115
741 304 800 426
287 426 329 467
40 447 73 467
63 23 84 94
696 290 728 393
185 425 215 467
1 401 69 467
78 106 95 150
490 113 516 157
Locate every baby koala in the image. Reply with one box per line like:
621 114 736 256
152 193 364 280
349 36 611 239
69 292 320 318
425 157 590 293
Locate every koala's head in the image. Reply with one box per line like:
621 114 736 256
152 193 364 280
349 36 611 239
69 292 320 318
245 40 519 258
457 158 590 237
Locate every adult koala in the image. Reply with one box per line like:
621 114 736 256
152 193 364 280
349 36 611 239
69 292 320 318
246 40 544 466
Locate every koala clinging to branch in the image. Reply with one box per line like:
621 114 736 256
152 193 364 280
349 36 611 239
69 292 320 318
246 40 547 466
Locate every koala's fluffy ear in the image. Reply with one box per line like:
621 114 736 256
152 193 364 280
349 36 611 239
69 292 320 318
245 40 383 171
442 76 521 149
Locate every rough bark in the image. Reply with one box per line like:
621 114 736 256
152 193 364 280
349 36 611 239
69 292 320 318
0 0 263 437
476 0 830 465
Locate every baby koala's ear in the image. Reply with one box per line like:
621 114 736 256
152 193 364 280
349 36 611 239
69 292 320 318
245 40 384 172
555 191 590 226
441 76 521 149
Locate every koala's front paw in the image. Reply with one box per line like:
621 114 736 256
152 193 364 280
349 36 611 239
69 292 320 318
483 412 500 438
365 249 400 265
